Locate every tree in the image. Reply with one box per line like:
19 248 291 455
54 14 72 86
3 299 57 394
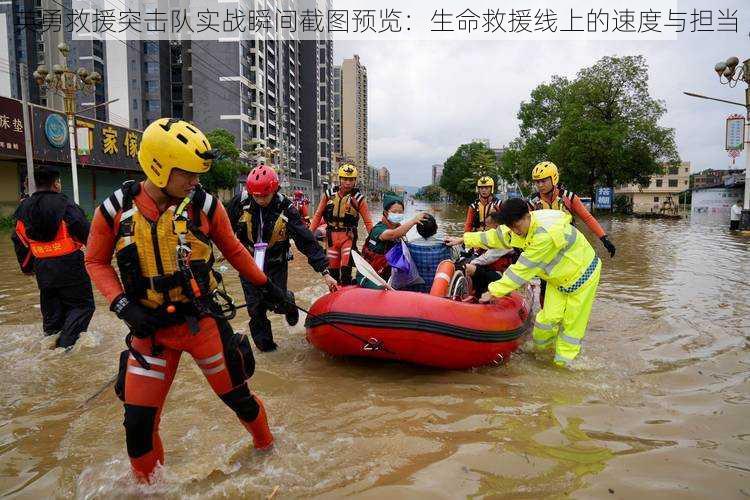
200 129 247 194
415 185 443 202
439 141 499 203
503 55 679 197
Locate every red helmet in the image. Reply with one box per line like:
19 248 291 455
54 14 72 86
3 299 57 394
246 164 279 196
294 189 303 198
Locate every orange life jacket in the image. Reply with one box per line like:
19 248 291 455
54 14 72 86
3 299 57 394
15 220 82 259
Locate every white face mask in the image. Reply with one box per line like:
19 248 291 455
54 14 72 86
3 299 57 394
387 212 405 224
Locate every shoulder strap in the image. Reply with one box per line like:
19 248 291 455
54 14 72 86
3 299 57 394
352 190 364 206
325 188 334 198
103 180 139 230
190 186 218 223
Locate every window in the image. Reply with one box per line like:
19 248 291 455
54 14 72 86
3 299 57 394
668 179 678 187
320 123 326 138
144 80 158 92
654 196 659 202
319 67 325 80
655 179 662 187
132 98 138 109
144 41 158 54
668 167 679 175
319 104 326 116
684 180 688 185
144 61 159 74
684 167 689 173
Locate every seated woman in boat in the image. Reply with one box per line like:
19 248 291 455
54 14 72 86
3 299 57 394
404 214 453 293
357 194 427 288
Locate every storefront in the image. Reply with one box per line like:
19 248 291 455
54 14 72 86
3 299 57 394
0 96 144 215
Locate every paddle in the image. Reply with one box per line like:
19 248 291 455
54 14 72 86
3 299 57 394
350 250 394 290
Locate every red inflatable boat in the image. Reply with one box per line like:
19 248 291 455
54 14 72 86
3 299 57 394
305 286 533 369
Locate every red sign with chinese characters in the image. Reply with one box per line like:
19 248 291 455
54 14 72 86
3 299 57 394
0 96 26 158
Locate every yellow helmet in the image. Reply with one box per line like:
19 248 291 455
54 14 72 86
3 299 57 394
338 163 358 179
532 161 559 185
476 176 495 190
138 118 217 188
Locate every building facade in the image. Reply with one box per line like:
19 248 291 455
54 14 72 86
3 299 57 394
378 167 391 192
432 163 444 185
616 162 691 213
333 55 368 191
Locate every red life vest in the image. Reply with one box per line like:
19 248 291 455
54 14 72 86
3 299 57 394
15 220 82 259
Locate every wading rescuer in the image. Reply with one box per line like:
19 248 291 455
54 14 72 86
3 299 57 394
85 119 288 483
309 163 373 284
446 198 601 367
291 189 310 224
528 161 615 257
12 167 95 349
464 176 501 232
228 165 338 352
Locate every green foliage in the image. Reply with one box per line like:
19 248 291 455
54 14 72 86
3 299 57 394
0 215 14 230
201 129 247 194
502 55 679 197
440 141 499 203
415 185 443 202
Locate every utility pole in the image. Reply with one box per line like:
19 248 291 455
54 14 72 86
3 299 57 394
19 63 35 194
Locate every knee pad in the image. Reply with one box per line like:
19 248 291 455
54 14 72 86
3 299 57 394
220 384 260 422
123 404 158 458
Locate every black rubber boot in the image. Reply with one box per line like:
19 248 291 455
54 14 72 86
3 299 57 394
284 291 299 326
249 316 277 352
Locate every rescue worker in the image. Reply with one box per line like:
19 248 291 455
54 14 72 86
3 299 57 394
291 189 310 224
528 161 616 257
446 198 601 367
309 163 373 285
85 118 288 483
228 165 338 352
12 166 95 349
464 176 501 232
358 194 427 286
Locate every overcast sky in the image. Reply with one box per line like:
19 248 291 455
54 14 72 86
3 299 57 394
334 0 749 187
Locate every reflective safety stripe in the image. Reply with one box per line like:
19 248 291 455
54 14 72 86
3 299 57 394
435 272 451 282
121 207 136 222
534 226 547 236
129 354 167 367
534 337 554 345
479 232 490 246
103 198 117 218
201 363 226 376
517 254 536 268
559 333 581 345
554 353 574 365
127 365 165 380
504 268 528 286
542 227 578 274
202 193 214 214
534 320 555 331
114 188 124 207
196 352 223 366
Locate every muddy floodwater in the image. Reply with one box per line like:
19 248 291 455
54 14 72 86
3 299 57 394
0 202 748 498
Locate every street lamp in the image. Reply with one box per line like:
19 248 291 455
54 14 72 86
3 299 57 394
32 42 102 204
714 55 750 229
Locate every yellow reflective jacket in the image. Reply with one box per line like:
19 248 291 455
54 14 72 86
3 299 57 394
463 210 597 296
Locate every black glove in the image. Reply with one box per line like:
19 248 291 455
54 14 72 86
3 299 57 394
600 236 616 258
110 294 167 338
260 279 289 308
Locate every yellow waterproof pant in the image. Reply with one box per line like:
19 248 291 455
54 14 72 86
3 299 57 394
531 260 601 366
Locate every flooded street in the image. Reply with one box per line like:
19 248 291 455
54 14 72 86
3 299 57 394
1 202 749 499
